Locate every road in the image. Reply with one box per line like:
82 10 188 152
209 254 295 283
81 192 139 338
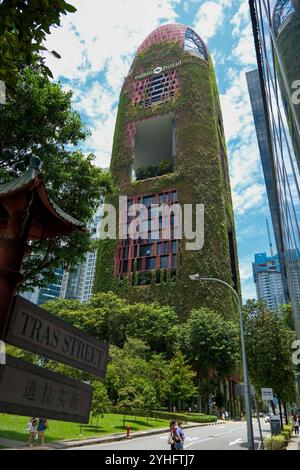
72 420 271 450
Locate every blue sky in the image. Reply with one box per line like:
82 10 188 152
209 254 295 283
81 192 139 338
44 0 278 301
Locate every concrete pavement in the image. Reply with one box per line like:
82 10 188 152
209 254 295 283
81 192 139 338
287 434 300 450
71 420 270 451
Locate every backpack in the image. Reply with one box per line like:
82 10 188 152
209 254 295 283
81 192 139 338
31 418 38 426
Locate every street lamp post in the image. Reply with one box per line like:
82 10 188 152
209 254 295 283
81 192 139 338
189 274 255 450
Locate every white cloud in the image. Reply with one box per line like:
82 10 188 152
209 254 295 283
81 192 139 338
231 0 249 37
241 278 257 302
85 112 117 168
232 183 266 215
43 0 180 169
193 1 226 41
239 256 254 281
220 68 254 143
45 0 179 84
231 23 257 65
229 0 256 65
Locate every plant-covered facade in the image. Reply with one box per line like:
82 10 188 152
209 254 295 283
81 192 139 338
94 24 240 319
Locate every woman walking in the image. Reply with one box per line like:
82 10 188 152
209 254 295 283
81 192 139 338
37 418 48 447
168 421 178 451
27 417 38 447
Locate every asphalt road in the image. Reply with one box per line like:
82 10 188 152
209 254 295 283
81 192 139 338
72 420 271 450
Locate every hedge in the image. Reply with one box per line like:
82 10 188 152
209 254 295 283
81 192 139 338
264 424 294 450
109 407 217 423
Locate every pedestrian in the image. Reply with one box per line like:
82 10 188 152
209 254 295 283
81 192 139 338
27 417 38 447
175 421 185 450
37 418 48 447
168 420 179 451
294 415 300 435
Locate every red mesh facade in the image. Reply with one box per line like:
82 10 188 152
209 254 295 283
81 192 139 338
132 70 179 107
137 23 187 53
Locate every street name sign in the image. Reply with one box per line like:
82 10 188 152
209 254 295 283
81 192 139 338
0 356 92 423
261 388 273 401
5 295 108 378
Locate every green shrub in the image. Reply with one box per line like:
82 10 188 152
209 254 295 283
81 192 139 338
264 434 286 450
264 426 294 451
157 160 173 176
109 407 217 424
283 424 293 438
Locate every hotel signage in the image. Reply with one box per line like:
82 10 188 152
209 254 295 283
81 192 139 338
134 59 182 80
5 295 108 378
0 356 92 423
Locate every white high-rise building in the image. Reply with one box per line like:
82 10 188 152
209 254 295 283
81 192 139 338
60 201 104 303
252 252 286 313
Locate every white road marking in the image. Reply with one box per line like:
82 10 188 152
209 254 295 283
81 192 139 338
184 427 241 449
184 437 215 448
229 438 243 446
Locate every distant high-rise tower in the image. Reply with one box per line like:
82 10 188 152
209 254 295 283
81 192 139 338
95 24 240 317
60 201 104 303
253 252 286 313
273 0 300 167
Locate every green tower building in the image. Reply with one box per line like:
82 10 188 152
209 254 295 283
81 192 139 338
95 24 240 318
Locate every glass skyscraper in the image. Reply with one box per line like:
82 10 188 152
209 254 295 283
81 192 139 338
252 252 286 313
246 69 288 302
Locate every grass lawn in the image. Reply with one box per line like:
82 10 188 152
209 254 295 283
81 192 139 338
0 413 169 443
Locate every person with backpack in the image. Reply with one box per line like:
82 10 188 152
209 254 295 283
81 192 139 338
27 417 38 447
168 421 180 450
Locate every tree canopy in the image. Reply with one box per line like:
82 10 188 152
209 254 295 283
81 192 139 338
181 307 240 378
244 300 296 403
0 68 113 289
0 0 76 94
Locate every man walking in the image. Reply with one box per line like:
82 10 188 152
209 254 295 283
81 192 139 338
175 421 185 450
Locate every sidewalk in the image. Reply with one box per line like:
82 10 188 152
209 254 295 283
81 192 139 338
287 434 300 451
0 420 224 450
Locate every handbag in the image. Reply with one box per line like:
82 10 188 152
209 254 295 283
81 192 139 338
167 433 174 445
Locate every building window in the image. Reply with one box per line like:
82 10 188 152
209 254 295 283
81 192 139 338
133 71 179 108
115 190 179 284
184 27 208 61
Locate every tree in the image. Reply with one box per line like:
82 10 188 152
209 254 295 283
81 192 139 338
91 381 110 429
0 69 112 289
165 351 198 409
127 302 180 357
279 304 295 331
182 307 239 378
244 300 296 424
0 0 76 93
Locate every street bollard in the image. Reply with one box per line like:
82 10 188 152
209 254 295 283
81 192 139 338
126 426 131 438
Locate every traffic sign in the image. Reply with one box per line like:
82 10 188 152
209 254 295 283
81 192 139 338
0 356 92 423
5 295 108 378
261 388 274 401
